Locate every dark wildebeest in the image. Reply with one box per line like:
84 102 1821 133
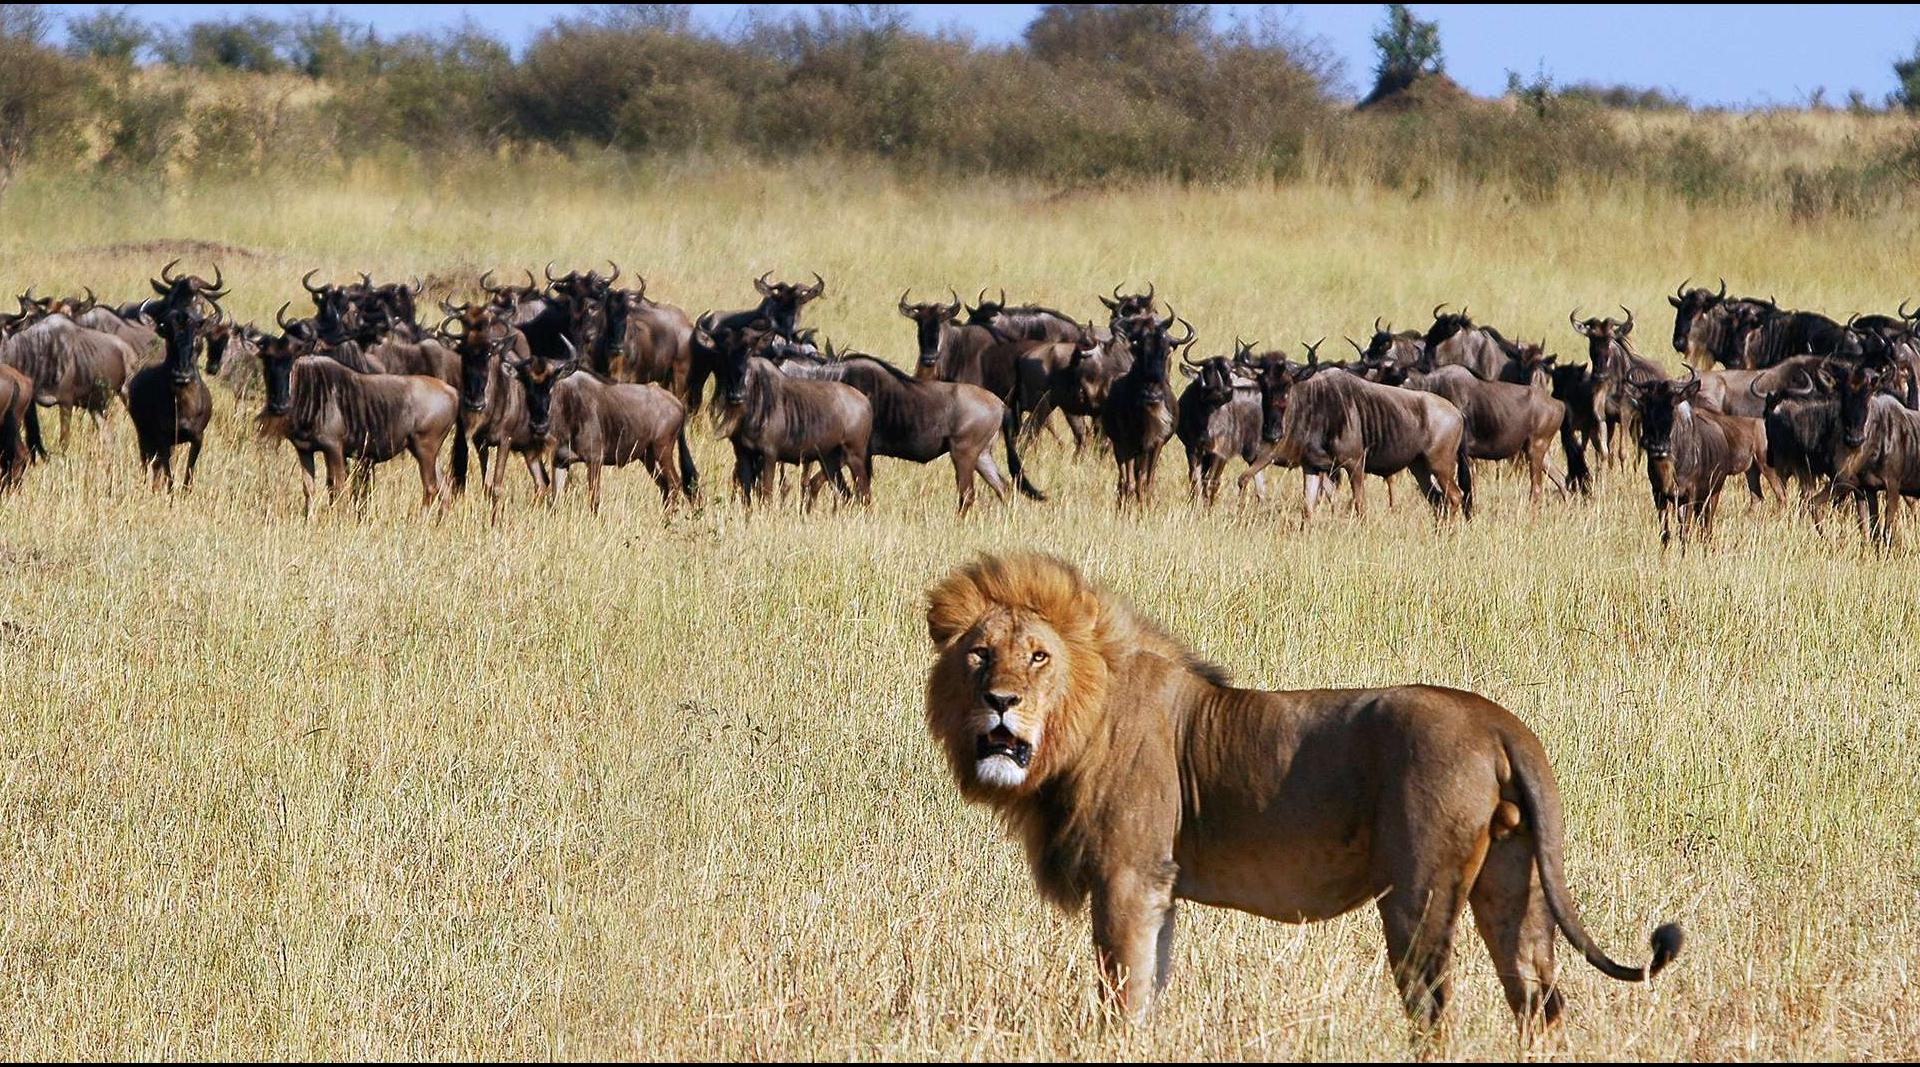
779 352 1046 512
1829 362 1920 544
1175 343 1274 505
0 364 36 488
1370 358 1579 505
0 311 137 452
709 271 825 342
1667 278 1774 368
1103 311 1189 508
1736 300 1844 371
964 289 1084 344
1013 322 1126 456
1570 307 1668 465
255 332 459 518
1625 369 1770 546
1424 305 1515 381
1097 282 1157 323
126 303 218 491
1346 317 1427 374
1246 355 1470 520
902 291 1004 384
504 342 696 513
1754 364 1846 512
438 300 541 504
702 325 872 511
592 278 705 407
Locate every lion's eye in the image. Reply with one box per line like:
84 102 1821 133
1030 650 1049 666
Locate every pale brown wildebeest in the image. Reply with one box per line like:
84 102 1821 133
0 310 137 452
1625 369 1772 546
255 330 459 518
1831 362 1920 545
1368 359 1578 506
0 364 36 488
702 323 872 511
506 341 696 513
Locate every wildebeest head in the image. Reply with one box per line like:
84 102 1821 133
695 314 775 407
440 301 519 412
899 289 963 369
258 305 319 416
1570 306 1636 373
1098 282 1156 321
1549 361 1595 409
507 337 580 437
1178 352 1239 410
1667 278 1727 354
481 269 541 315
156 304 204 386
1832 361 1889 450
150 258 227 312
1240 353 1310 444
1424 303 1479 351
1625 367 1702 460
752 271 825 336
1122 309 1195 405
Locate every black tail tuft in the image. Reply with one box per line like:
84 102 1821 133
450 427 469 493
24 404 45 462
1561 416 1592 495
677 423 700 501
1648 923 1685 979
1456 438 1475 519
1003 406 1047 501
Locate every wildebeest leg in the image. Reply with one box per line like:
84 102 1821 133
409 437 443 512
298 450 320 520
550 464 568 506
1347 461 1371 520
1066 414 1090 459
182 438 202 491
951 446 979 514
1237 452 1278 500
1019 393 1056 446
1140 447 1162 507
847 449 872 506
734 450 761 511
587 462 604 514
973 451 1009 503
1528 433 1551 507
322 448 349 509
1302 468 1324 520
59 406 71 451
1882 490 1902 550
450 426 469 494
1383 473 1396 511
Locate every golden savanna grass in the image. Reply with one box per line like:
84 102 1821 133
2 153 1919 1059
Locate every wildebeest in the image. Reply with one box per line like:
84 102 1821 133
591 279 705 408
780 351 1045 512
1371 359 1578 504
902 291 1005 385
1830 362 1920 544
703 325 872 510
1347 317 1427 373
126 304 217 491
1175 345 1274 505
1736 300 1844 371
0 311 137 452
1626 370 1770 546
1424 305 1514 381
1097 282 1157 322
1103 311 1189 508
255 332 459 517
505 343 696 513
965 290 1084 344
480 269 548 325
1570 307 1668 465
1013 323 1124 456
0 364 36 488
1247 355 1470 519
439 302 549 513
76 302 162 369
1695 355 1828 419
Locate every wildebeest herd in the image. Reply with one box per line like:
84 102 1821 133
3 265 1917 544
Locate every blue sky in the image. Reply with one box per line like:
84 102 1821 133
47 4 1920 108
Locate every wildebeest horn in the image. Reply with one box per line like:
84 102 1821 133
1569 307 1583 330
437 312 466 337
1143 281 1154 303
1112 283 1125 302
1675 277 1691 300
997 287 1007 308
1433 303 1449 319
358 271 372 290
809 273 827 299
1346 336 1365 356
409 275 424 296
302 269 324 295
479 269 500 294
755 271 775 296
945 289 961 317
545 262 562 284
80 286 96 311
1171 317 1195 347
898 288 914 316
1715 278 1726 300
1373 316 1385 334
976 288 990 308
205 264 225 295
161 258 182 284
1619 305 1635 333
520 268 536 292
605 261 621 286
275 301 293 331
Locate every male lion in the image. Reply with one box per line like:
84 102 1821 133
923 553 1681 1037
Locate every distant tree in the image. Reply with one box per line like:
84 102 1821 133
161 16 288 73
0 14 86 199
1363 4 1442 104
1893 40 1920 112
288 13 383 79
65 5 149 63
1024 4 1210 67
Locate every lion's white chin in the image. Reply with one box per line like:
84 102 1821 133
973 754 1029 790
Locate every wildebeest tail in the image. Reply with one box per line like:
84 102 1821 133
450 425 469 491
676 422 700 500
0 403 20 485
1002 407 1047 501
1561 410 1592 494
23 403 45 462
1506 734 1685 984
1456 435 1475 519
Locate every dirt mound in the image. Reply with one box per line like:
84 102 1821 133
78 239 263 261
1356 73 1477 114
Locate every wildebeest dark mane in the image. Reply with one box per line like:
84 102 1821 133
289 357 414 460
322 340 381 374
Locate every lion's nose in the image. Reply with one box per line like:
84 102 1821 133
984 691 1021 714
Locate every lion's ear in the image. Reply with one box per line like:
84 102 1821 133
926 575 986 648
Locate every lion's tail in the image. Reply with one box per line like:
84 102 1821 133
1506 735 1685 983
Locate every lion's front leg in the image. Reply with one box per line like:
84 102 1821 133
1090 862 1178 1022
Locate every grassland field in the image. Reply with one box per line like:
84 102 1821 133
0 156 1918 1059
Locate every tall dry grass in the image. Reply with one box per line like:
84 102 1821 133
0 157 1918 1059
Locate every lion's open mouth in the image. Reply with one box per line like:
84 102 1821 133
976 727 1033 768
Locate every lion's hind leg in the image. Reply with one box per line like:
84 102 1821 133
1374 817 1489 1050
1469 803 1564 1043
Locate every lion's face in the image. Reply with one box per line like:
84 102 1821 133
930 606 1075 794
